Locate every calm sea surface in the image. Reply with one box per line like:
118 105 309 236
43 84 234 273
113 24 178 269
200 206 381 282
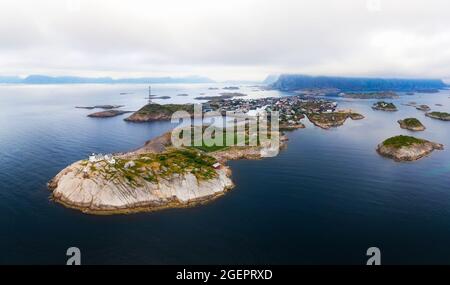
0 83 449 264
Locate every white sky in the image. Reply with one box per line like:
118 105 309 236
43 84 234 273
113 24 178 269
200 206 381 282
1 0 450 81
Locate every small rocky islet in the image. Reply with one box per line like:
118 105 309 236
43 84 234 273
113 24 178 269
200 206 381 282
398 118 426 131
377 135 443 162
416 104 431 112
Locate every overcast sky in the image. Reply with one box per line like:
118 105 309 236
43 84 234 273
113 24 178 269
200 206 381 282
1 0 450 81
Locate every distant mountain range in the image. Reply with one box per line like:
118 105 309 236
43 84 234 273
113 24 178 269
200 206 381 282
271 74 448 92
0 75 215 84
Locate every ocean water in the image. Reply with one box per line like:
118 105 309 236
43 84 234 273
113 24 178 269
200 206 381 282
0 83 449 264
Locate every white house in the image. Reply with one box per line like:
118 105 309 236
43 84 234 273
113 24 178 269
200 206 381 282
88 153 115 164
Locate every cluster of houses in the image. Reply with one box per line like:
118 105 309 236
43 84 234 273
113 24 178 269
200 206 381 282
203 96 339 128
88 153 116 165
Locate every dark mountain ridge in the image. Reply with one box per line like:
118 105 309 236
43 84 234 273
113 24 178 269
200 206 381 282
271 74 447 92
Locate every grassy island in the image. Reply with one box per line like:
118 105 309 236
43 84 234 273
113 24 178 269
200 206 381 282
381 135 426 149
426 111 450 121
125 103 194 122
377 135 443 161
307 111 364 129
398 118 425 131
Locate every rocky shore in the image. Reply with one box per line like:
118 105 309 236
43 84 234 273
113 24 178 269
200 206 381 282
377 135 443 161
398 118 426 131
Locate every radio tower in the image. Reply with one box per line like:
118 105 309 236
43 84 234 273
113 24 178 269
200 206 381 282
147 85 152 104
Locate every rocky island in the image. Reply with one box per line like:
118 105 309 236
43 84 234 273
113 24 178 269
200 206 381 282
307 111 364 129
372 101 398 112
416 105 431 112
149 95 171 100
425 111 450 121
88 110 133 118
125 103 194 122
376 135 443 161
48 128 286 214
397 118 426 131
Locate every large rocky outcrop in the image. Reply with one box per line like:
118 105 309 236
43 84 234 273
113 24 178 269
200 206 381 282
48 130 287 215
49 161 233 214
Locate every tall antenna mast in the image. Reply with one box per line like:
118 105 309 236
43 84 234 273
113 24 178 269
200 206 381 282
147 85 152 104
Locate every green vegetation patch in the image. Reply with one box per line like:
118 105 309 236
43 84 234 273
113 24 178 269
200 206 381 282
94 149 218 187
382 135 426 149
188 125 274 153
136 103 194 115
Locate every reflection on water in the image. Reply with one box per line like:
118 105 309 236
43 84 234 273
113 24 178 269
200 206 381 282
0 83 449 264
